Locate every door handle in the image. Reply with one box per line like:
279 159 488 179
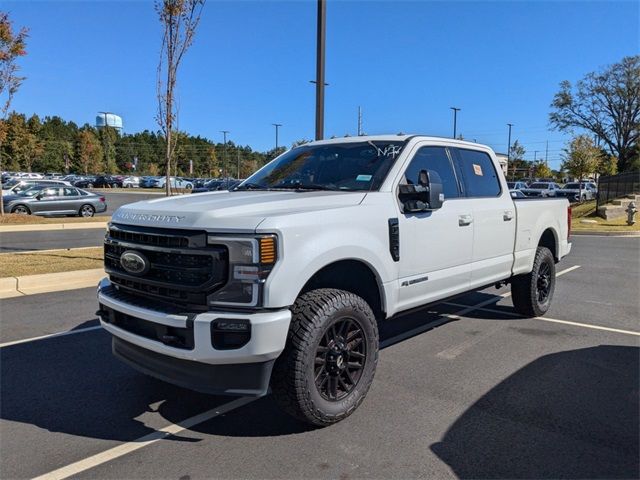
503 210 514 221
458 214 473 226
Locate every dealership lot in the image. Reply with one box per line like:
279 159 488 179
0 236 638 479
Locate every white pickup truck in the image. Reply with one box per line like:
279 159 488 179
97 135 571 426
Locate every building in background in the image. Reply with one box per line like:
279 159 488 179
495 153 508 175
95 112 123 132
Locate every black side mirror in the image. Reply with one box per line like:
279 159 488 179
398 169 444 213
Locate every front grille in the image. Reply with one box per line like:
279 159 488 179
105 223 228 308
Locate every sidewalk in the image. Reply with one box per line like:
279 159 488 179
0 268 105 299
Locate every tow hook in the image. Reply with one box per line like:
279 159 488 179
626 201 637 226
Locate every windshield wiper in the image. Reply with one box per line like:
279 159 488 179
275 184 339 191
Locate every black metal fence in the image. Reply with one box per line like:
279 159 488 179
596 171 640 207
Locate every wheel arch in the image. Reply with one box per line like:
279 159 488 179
538 227 558 261
297 259 386 320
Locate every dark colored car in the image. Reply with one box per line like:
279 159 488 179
2 185 107 217
191 178 241 193
75 175 122 188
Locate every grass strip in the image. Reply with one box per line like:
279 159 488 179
0 214 110 225
0 247 104 277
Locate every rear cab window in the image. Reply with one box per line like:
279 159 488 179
452 148 501 197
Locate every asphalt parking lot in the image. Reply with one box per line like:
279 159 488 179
1 235 638 479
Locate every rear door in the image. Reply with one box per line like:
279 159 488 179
396 144 474 310
58 187 83 214
451 147 516 287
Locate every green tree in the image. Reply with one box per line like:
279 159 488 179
4 112 42 172
97 126 118 173
562 135 602 198
550 56 640 172
508 140 529 180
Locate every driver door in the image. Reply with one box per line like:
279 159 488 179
396 145 474 311
31 187 61 214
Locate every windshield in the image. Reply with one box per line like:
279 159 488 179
529 183 549 189
236 141 406 192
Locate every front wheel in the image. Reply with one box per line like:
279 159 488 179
79 204 95 217
271 288 379 427
511 246 556 317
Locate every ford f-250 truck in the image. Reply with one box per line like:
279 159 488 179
97 135 571 426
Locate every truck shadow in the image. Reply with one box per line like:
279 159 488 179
430 344 639 479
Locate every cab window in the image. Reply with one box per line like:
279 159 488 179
454 149 501 197
402 146 460 199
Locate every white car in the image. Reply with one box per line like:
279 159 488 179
1 179 71 196
149 176 193 189
122 176 141 188
97 135 572 427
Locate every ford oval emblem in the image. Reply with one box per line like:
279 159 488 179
120 250 149 275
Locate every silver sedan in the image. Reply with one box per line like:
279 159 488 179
2 186 108 217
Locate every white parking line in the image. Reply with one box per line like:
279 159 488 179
0 325 103 348
442 302 640 336
32 396 258 480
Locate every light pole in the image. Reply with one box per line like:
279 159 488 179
314 0 326 141
220 130 229 183
272 123 282 151
450 107 460 138
507 123 514 180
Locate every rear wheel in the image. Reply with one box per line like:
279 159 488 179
11 205 30 215
79 204 95 217
511 246 556 317
271 288 378 426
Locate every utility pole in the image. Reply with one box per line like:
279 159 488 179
534 150 538 162
545 140 549 165
98 111 110 173
314 0 326 141
450 107 460 138
220 130 229 184
357 106 363 136
272 123 282 151
237 149 240 179
507 123 514 181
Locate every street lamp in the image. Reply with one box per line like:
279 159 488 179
450 107 460 138
272 123 282 151
507 123 514 180
220 130 229 184
314 0 326 141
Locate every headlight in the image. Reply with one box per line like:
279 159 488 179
206 234 277 307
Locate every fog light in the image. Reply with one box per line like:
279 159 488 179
211 319 251 350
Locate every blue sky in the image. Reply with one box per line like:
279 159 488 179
4 0 639 168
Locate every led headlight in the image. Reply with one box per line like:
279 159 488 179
206 234 277 307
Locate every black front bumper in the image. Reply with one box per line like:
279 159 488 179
113 337 274 397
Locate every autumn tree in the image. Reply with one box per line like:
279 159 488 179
0 11 27 216
550 56 640 172
156 0 205 195
533 161 552 179
76 129 104 175
561 135 602 198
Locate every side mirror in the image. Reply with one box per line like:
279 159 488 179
398 169 444 213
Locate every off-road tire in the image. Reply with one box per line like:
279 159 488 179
511 246 556 317
271 288 379 427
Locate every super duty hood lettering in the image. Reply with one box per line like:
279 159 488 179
113 212 186 223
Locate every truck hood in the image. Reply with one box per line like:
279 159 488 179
111 190 367 232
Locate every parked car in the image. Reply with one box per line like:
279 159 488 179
520 182 562 197
191 179 224 193
507 181 528 190
122 176 141 188
1 179 72 196
144 176 193 189
2 185 107 217
556 182 596 202
75 175 122 188
98 135 572 427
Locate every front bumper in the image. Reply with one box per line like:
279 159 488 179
97 278 291 395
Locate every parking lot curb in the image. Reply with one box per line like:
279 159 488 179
0 268 105 299
0 221 108 233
